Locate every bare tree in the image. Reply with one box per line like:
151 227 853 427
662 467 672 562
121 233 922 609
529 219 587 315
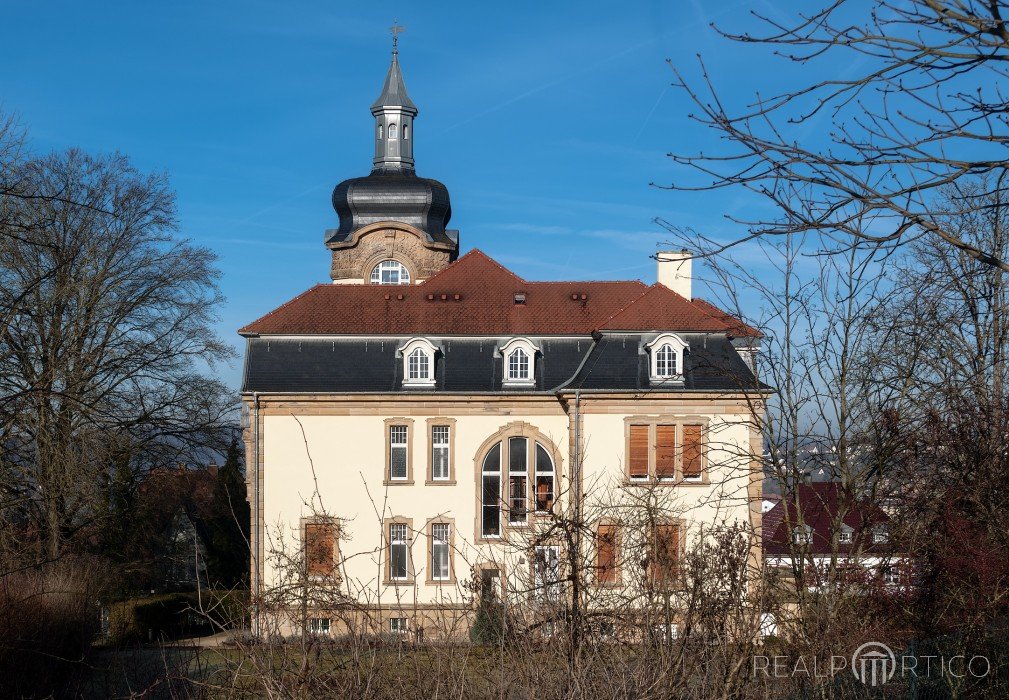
664 0 1009 269
0 148 235 562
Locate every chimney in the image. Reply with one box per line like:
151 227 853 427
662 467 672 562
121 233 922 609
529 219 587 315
657 250 692 299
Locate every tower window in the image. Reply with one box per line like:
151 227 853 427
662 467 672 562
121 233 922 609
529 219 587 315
389 123 398 138
403 124 409 140
378 124 384 139
371 260 410 285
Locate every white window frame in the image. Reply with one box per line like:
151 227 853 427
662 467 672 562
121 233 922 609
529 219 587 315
390 617 408 634
481 443 502 538
308 617 331 635
389 523 410 581
431 523 451 581
370 259 411 285
534 545 561 602
500 337 539 387
873 526 889 544
431 425 450 481
388 425 409 480
793 525 813 545
838 525 853 544
644 333 688 383
399 338 437 387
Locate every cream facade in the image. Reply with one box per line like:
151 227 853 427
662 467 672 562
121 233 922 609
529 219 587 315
239 46 766 639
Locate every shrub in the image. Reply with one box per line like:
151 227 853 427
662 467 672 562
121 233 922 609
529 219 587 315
0 558 106 698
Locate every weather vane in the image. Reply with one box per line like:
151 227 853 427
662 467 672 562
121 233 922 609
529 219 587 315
390 21 405 55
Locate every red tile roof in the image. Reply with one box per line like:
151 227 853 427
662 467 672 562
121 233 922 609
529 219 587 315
763 482 894 557
239 249 750 336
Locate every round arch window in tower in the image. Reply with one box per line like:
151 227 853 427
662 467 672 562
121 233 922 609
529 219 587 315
370 260 411 285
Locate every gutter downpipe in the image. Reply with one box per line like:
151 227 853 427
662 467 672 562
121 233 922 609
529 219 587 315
253 391 261 638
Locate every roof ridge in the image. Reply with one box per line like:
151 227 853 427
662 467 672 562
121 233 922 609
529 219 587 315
523 279 648 287
238 284 326 335
593 284 657 330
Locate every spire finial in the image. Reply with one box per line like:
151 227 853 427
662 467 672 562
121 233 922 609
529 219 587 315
390 21 405 56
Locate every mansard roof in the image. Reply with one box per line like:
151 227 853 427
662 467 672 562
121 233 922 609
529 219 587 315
239 250 744 337
241 333 759 394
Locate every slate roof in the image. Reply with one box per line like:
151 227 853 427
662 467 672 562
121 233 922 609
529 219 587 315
371 53 416 111
239 250 742 337
241 333 760 394
762 483 897 557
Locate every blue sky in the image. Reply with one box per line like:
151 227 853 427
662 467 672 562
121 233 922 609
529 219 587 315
2 1 810 390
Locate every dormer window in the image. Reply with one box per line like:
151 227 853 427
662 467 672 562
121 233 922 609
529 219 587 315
873 525 889 544
371 260 410 285
509 348 529 380
407 348 429 381
399 338 437 387
838 525 853 544
645 333 688 383
500 338 539 387
792 525 813 545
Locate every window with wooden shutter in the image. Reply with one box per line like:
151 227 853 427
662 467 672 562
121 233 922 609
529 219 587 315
305 522 336 577
629 425 649 480
682 424 703 479
655 425 676 480
651 523 680 585
597 524 618 584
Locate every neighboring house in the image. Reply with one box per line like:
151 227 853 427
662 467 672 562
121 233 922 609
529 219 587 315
240 46 767 638
164 507 209 590
763 482 910 591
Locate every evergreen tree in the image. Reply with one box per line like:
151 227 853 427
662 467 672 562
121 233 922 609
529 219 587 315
204 437 250 588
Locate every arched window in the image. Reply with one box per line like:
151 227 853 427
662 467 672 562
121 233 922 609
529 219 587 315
500 338 539 387
481 443 502 537
399 338 437 387
655 344 676 378
508 348 529 381
535 443 554 512
370 260 410 285
480 433 556 538
377 124 384 139
402 124 409 140
407 347 429 381
389 123 398 138
645 333 688 383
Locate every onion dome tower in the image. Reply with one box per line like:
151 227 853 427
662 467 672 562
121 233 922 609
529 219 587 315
325 34 458 284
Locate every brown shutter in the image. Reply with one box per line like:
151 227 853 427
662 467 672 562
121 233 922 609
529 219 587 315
655 425 676 479
683 424 703 478
305 523 336 576
651 523 680 584
597 524 617 584
629 425 649 479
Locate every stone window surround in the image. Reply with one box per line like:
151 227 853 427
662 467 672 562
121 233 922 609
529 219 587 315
423 516 457 585
383 516 415 586
384 418 415 485
425 417 457 485
623 416 711 486
472 421 564 544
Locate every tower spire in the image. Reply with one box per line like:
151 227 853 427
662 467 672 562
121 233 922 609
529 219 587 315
371 25 417 172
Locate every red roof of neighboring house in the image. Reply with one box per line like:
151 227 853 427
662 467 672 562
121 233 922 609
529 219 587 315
239 249 752 337
763 482 895 557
